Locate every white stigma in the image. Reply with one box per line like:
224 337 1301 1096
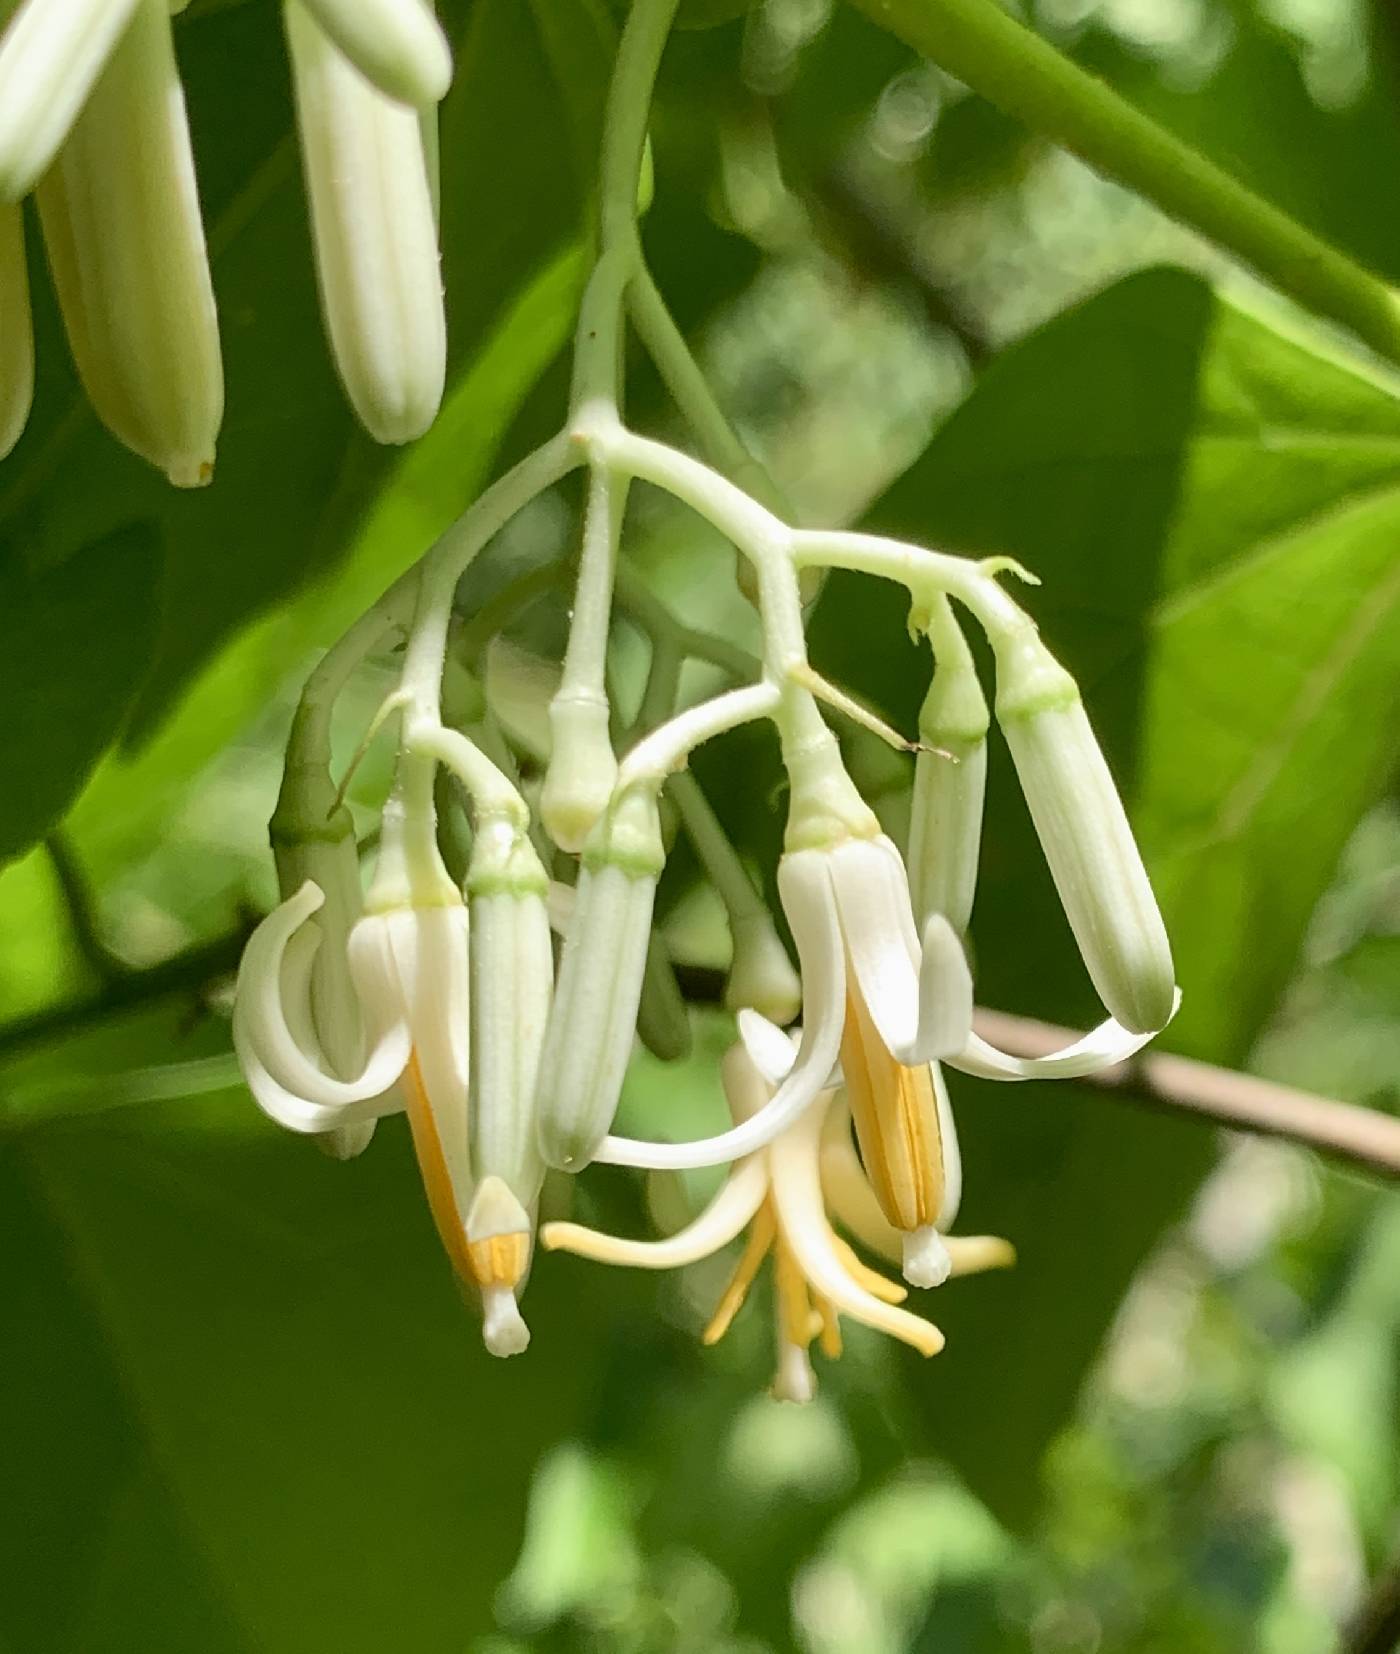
902 1226 952 1289
481 1287 531 1359
771 1341 816 1405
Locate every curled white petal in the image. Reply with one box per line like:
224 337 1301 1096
950 991 1180 1082
736 1009 800 1090
594 856 845 1170
931 1061 962 1228
233 882 411 1108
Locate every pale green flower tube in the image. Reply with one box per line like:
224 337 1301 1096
466 821 552 1205
0 0 140 201
908 598 988 938
0 200 33 460
299 0 451 108
35 0 222 487
285 0 446 445
992 627 1176 1035
535 790 665 1171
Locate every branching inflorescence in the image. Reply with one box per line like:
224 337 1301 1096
230 0 1178 1397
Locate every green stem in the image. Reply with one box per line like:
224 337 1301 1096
849 0 1400 363
627 264 790 517
597 0 682 250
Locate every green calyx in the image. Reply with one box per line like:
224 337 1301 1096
581 784 666 879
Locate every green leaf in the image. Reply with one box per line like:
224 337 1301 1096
0 1096 606 1653
809 266 1400 1521
0 524 161 865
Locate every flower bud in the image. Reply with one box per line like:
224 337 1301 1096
0 0 140 201
908 601 988 937
540 693 618 854
465 819 552 1204
285 0 446 444
992 627 1175 1034
299 0 451 108
724 910 801 1027
0 199 32 460
637 933 693 1063
36 0 222 486
534 789 664 1170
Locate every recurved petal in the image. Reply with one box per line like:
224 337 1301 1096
594 856 846 1170
949 994 1180 1082
234 883 411 1108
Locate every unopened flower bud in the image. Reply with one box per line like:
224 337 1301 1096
637 933 693 1063
909 600 988 937
540 693 618 853
36 0 223 486
992 627 1175 1034
299 0 451 108
466 818 552 1205
0 0 140 201
724 910 801 1027
535 789 664 1170
0 199 32 460
285 0 446 444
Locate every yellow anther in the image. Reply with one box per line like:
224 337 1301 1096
840 987 944 1234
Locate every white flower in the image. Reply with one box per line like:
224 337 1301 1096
534 789 664 1171
543 1018 1013 1400
35 0 222 486
595 832 972 1180
990 625 1176 1035
285 0 446 445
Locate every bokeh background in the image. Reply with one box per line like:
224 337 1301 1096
2 0 1399 1649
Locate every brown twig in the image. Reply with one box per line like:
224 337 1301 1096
973 1008 1400 1182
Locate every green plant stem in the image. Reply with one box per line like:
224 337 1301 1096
848 0 1400 364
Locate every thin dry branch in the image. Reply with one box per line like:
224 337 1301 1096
973 1008 1400 1181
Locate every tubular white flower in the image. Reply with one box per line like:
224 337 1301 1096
535 789 664 1170
0 0 140 201
991 625 1176 1035
36 0 222 487
298 0 451 107
285 0 445 445
908 597 988 937
0 199 32 461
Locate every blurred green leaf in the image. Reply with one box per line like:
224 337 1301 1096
0 1096 606 1654
0 524 160 865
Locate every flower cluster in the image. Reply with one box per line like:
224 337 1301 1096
228 0 1177 1401
231 461 1177 1397
0 0 450 481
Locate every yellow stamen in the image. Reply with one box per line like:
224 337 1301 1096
401 1050 474 1284
832 1234 908 1304
773 1232 815 1350
814 1294 843 1360
840 984 943 1233
703 1202 776 1345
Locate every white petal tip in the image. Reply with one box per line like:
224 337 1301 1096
164 453 215 488
770 1343 816 1404
902 1227 952 1290
481 1287 530 1358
